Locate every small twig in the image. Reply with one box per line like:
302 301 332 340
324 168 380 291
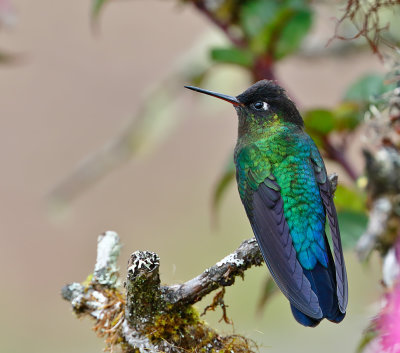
190 1 247 49
162 173 338 306
330 0 400 58
162 237 263 305
201 288 232 324
93 231 121 287
323 136 358 181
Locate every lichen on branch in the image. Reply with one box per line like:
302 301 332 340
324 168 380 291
62 175 338 352
62 232 259 352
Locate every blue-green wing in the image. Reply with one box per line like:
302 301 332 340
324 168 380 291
236 145 323 319
310 142 348 313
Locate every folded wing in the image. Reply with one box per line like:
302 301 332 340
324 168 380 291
237 158 323 319
310 144 348 313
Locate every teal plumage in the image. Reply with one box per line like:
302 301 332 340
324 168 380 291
185 80 348 327
235 122 328 270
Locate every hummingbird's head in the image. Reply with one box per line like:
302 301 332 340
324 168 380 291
235 80 303 127
185 80 303 128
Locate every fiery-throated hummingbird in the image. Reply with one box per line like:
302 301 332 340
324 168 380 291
185 80 348 327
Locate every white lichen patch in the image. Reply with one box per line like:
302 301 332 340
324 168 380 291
92 290 107 304
66 282 84 300
71 294 84 310
83 291 109 319
122 319 157 353
91 309 105 320
95 231 120 271
94 231 121 286
216 253 244 267
128 251 160 276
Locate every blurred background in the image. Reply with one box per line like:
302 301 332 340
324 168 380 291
1 0 398 352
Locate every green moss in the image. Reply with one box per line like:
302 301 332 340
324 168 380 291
82 273 94 287
220 335 258 353
146 306 201 342
144 305 217 351
144 305 256 352
125 272 165 327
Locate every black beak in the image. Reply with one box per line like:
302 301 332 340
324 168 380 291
185 85 242 106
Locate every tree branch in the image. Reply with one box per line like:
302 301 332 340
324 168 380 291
61 174 337 352
355 197 392 260
62 232 259 352
189 1 247 49
162 237 263 305
323 136 358 181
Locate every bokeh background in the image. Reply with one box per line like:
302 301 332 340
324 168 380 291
0 1 389 352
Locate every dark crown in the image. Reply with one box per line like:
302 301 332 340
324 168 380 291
236 80 286 104
236 80 304 127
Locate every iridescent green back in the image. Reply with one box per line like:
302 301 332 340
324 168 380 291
235 115 328 270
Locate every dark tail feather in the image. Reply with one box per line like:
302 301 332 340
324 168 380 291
291 235 346 326
291 304 321 327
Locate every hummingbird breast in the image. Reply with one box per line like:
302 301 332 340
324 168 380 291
235 123 328 270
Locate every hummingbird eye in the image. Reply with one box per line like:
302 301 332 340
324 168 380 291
252 101 269 111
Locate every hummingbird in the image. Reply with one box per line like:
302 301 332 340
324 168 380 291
185 80 348 327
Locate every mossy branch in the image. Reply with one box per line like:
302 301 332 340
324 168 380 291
62 232 259 352
162 238 263 306
356 85 400 260
61 174 338 352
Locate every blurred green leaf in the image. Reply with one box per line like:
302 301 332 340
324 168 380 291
304 109 336 135
332 102 361 131
304 102 363 136
356 326 378 353
240 0 279 38
337 210 368 249
211 159 236 225
91 0 108 20
334 184 366 212
210 47 254 68
307 131 324 149
251 7 291 54
344 73 395 103
240 0 312 59
274 9 312 60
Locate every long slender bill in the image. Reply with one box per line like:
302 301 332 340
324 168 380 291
185 85 242 106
